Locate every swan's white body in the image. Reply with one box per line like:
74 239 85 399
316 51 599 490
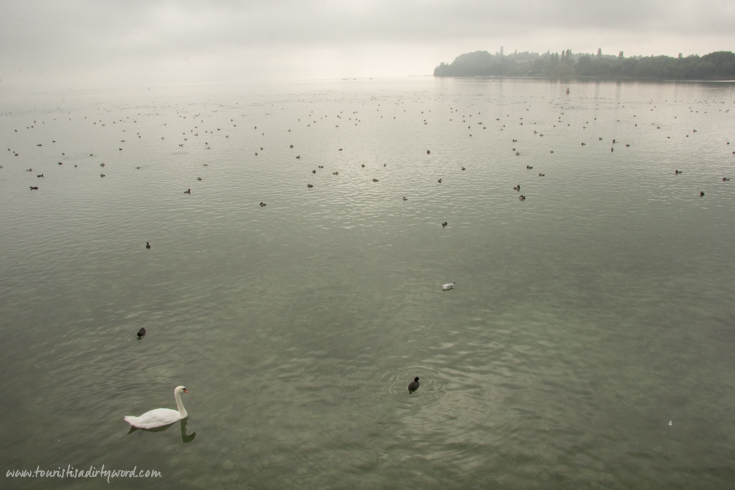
124 386 189 429
442 282 455 290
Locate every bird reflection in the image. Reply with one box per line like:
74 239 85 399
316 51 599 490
126 417 196 444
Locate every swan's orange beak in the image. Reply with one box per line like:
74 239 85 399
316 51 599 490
183 389 189 393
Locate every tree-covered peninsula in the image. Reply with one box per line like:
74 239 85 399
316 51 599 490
434 49 735 80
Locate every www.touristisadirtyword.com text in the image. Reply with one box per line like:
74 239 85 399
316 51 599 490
6 465 162 483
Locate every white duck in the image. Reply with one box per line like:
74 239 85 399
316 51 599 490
124 386 189 429
442 282 455 290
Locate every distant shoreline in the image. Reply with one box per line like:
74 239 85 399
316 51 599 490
434 50 735 82
433 75 735 83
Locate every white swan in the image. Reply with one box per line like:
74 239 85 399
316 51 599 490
124 386 189 429
442 282 455 290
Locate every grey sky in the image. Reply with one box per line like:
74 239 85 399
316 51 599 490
1 0 733 91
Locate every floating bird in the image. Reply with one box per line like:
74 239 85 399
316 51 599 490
307 184 313 188
30 186 38 190
402 196 407 201
408 377 420 393
538 173 545 177
137 327 146 337
146 242 151 249
372 178 379 182
197 177 202 181
519 195 526 201
184 189 191 194
442 282 455 290
442 221 448 228
675 170 682 174
513 185 520 191
426 150 430 155
438 179 442 183
37 174 43 178
526 166 533 169
100 174 105 177
723 177 730 182
260 202 266 207
700 191 705 197
123 386 189 429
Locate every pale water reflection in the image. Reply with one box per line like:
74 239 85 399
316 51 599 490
127 418 197 445
0 78 734 489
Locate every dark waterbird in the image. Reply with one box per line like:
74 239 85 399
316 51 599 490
137 327 146 338
408 377 420 393
184 189 191 194
146 242 151 249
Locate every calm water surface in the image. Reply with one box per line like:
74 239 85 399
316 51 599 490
1 78 734 489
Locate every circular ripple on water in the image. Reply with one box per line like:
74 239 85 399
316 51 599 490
336 361 497 469
347 362 492 431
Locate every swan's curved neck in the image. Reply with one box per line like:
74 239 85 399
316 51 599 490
175 390 188 419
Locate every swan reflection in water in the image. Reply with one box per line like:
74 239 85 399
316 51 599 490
127 418 196 444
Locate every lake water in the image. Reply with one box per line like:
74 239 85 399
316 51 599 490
1 77 734 489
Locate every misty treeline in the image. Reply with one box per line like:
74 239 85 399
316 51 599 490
434 50 735 80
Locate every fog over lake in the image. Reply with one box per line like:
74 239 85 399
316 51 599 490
2 0 734 90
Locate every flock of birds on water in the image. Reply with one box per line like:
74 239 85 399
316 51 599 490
3 85 733 428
